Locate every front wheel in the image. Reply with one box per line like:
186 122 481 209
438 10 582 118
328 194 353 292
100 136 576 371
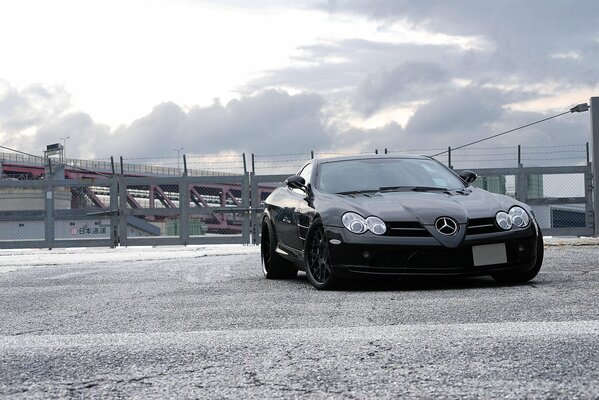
304 220 338 290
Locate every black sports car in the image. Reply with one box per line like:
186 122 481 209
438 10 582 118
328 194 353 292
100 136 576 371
260 155 543 290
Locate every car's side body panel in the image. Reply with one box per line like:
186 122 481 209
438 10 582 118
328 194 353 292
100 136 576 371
264 187 304 250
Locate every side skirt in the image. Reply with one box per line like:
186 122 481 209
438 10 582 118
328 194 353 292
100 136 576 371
277 242 306 270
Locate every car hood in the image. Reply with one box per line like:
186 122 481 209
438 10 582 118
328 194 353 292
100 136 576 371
316 188 528 248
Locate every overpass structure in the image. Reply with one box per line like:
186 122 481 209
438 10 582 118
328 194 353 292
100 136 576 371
0 153 278 235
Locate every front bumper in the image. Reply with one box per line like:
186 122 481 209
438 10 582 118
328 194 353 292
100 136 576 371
324 223 540 278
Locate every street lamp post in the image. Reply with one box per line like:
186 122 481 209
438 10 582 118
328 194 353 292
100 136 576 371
590 97 599 236
60 136 70 160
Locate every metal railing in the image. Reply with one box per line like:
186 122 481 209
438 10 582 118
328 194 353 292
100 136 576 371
0 174 251 249
0 152 243 177
0 178 118 249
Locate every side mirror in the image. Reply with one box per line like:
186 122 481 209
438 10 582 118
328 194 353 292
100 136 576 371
459 170 477 184
285 175 306 190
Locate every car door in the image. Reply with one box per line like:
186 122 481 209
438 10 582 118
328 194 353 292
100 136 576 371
272 188 303 250
274 164 312 250
296 163 316 250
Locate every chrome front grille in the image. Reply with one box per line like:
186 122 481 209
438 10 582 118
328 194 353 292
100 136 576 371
385 221 431 237
384 218 502 237
467 217 501 235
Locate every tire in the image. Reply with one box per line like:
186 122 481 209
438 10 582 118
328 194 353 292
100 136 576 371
261 217 298 279
304 219 338 290
492 233 544 284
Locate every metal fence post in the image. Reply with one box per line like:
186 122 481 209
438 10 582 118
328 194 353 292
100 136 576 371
241 172 251 244
110 176 119 247
179 177 190 245
44 178 55 250
585 167 594 231
515 165 528 203
118 177 129 246
250 172 260 244
591 97 599 236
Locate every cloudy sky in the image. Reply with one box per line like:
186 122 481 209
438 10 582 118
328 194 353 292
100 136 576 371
0 0 597 166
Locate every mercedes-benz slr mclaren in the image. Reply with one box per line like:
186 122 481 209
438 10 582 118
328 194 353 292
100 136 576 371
260 155 543 290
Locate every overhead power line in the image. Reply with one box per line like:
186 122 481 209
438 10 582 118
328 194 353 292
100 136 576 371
429 103 590 157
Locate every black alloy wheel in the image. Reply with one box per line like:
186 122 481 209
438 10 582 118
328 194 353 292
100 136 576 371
261 217 297 279
305 220 337 290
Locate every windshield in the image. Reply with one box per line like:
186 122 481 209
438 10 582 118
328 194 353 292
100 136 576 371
316 158 465 194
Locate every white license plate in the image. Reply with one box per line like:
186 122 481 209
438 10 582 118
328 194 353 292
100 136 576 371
472 243 507 266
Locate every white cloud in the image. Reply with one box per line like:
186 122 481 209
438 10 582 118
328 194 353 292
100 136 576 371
0 0 490 129
551 52 581 60
0 0 596 166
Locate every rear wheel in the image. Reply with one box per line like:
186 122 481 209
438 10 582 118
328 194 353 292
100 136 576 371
492 234 544 284
305 219 338 290
261 218 297 279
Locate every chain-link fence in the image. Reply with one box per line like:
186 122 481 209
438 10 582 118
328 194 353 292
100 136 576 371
188 179 247 236
459 166 593 236
0 178 117 248
185 154 247 176
118 175 250 246
251 153 310 175
0 143 596 248
121 180 181 240
120 154 248 177
525 171 590 232
54 181 115 241
1 143 591 178
0 182 46 243
386 144 590 169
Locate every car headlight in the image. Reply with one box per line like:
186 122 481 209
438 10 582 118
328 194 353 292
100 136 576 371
342 213 386 235
342 212 368 234
496 211 512 230
496 207 531 230
509 206 530 228
366 216 387 235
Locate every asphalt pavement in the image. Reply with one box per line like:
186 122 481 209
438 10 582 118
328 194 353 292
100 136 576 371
0 244 598 399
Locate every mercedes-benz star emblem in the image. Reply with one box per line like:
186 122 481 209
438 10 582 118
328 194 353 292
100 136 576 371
435 217 458 236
